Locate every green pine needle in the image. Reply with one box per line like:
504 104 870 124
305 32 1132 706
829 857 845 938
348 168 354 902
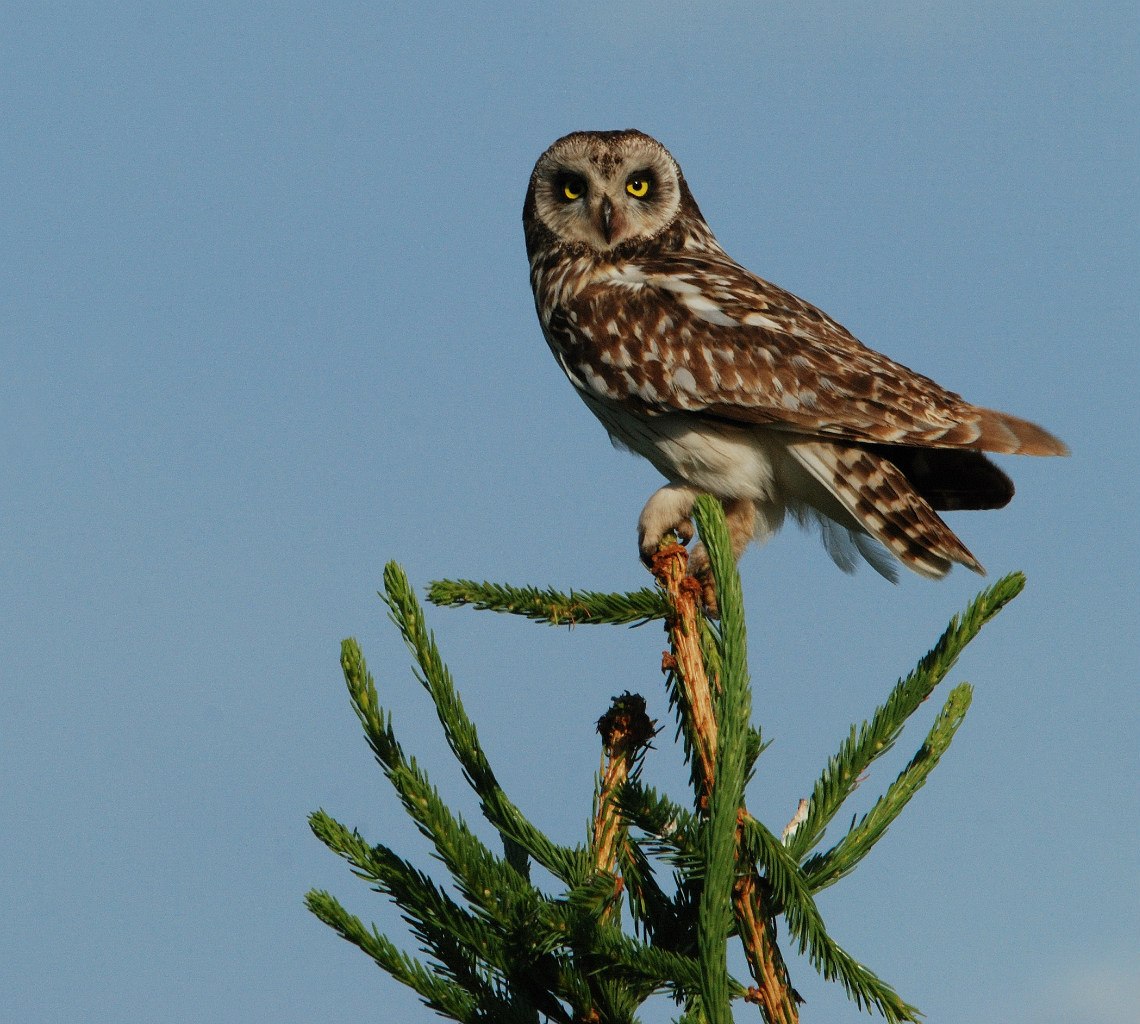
337 638 543 921
692 496 752 1024
313 550 1028 1024
308 810 511 980
740 817 921 1022
618 781 701 862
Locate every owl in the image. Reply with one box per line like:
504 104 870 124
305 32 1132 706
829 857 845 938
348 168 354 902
523 130 1067 596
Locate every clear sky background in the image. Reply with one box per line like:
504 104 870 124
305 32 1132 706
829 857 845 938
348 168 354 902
3 3 1137 1022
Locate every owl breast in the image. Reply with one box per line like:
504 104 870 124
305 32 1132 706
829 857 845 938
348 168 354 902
574 385 781 503
534 253 783 499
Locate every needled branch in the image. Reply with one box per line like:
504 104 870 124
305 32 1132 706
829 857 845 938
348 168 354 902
650 501 799 1024
312 503 1022 1022
787 572 1025 865
427 579 669 626
736 872 799 1024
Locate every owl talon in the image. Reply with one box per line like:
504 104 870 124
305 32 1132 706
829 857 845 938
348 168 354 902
697 573 719 618
639 521 694 567
686 543 720 617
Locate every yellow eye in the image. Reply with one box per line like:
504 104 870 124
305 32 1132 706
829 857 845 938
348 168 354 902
626 176 651 198
560 175 585 201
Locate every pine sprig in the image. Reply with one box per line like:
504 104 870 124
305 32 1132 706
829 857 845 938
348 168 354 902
613 831 681 943
740 817 921 1023
308 811 513 984
427 578 669 626
618 781 701 862
304 889 480 1021
803 682 974 891
337 639 541 920
787 572 1025 862
598 934 751 1004
313 540 1026 1022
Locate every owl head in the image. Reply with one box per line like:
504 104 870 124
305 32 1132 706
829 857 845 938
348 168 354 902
524 130 709 259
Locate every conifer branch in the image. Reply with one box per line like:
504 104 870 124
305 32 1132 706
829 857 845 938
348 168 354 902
308 811 512 981
652 498 798 1024
735 872 799 1024
309 804 573 1019
692 497 755 1024
651 540 719 805
592 694 658 925
427 578 669 626
613 831 679 942
786 572 1025 863
313 524 1026 1021
617 781 701 864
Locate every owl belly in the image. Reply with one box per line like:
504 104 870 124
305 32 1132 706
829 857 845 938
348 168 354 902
581 393 780 501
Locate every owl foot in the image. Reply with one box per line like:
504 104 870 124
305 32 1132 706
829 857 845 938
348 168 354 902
638 484 700 566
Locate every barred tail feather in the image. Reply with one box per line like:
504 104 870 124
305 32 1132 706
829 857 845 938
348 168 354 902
788 441 985 579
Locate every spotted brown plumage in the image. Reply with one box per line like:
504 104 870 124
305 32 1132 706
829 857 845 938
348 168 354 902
523 130 1067 586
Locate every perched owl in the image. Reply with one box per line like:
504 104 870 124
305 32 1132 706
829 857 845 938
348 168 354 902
523 130 1066 593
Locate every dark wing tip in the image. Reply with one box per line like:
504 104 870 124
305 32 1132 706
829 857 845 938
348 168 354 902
869 446 1016 511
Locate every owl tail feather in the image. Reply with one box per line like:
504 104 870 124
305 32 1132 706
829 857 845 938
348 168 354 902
971 408 1070 457
787 441 984 579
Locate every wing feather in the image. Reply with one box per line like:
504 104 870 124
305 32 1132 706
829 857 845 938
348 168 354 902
787 441 984 579
558 256 1067 457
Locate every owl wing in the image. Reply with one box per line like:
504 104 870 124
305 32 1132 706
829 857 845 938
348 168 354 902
556 253 1066 459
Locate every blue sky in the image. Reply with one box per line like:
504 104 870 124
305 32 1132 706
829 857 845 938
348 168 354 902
2 3 1137 1022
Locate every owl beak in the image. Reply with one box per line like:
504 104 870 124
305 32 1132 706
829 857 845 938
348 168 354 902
598 196 615 243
